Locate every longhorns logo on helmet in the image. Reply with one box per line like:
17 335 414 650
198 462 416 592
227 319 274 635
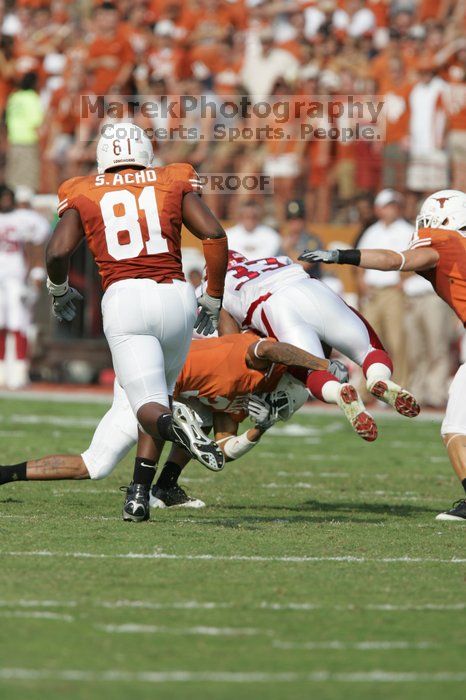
96 122 154 174
433 196 450 208
414 189 466 239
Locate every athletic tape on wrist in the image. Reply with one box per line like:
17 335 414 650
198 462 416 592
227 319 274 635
217 433 257 460
46 277 69 297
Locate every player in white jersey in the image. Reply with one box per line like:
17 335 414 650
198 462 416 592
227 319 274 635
0 186 49 389
220 251 420 437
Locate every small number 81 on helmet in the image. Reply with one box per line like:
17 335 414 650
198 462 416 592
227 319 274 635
96 122 154 174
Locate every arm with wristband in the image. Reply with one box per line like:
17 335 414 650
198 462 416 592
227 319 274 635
298 246 439 272
182 191 228 335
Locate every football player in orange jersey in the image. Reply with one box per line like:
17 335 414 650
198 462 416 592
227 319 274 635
45 122 229 521
0 332 348 510
300 189 466 521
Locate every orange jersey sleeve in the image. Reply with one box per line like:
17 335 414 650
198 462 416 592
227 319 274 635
410 228 466 324
174 332 282 415
57 164 202 290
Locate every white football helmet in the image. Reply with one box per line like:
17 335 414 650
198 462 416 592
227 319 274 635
415 189 466 236
265 373 309 422
96 122 154 174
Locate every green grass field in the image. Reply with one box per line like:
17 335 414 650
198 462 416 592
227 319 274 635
0 395 465 700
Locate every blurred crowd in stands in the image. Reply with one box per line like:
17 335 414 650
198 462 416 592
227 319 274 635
0 0 464 224
0 0 464 398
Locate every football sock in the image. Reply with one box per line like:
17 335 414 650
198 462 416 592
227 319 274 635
0 462 27 484
14 331 28 360
306 370 340 402
462 478 466 494
321 380 342 404
363 351 393 381
156 461 183 490
156 413 177 442
132 457 156 487
0 329 6 360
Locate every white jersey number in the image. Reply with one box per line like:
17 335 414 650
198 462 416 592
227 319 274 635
229 257 287 290
100 186 168 261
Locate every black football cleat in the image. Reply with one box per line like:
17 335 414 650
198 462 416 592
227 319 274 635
172 403 224 471
436 498 466 521
121 483 150 522
150 484 205 509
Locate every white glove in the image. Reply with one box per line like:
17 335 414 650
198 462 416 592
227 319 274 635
247 394 276 430
328 359 349 383
51 287 83 322
195 292 222 336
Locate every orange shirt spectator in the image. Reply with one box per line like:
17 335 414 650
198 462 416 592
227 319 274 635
443 63 466 132
87 2 135 94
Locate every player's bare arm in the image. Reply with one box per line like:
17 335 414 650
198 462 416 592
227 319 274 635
45 208 84 321
182 192 228 334
246 339 330 373
218 307 241 336
299 246 439 272
46 209 85 283
245 339 349 383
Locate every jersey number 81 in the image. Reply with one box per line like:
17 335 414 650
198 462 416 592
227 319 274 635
100 186 169 261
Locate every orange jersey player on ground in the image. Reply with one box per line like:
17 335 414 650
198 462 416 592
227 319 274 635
299 189 466 522
174 332 288 419
45 121 229 522
0 332 345 510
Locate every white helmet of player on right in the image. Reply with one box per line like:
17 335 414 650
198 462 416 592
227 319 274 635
96 122 154 174
415 189 466 237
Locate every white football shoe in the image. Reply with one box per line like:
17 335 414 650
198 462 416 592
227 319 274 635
172 403 225 471
150 484 205 509
337 384 378 441
435 498 466 521
367 378 420 418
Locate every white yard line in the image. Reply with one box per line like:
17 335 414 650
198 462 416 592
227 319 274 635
0 599 77 608
273 640 438 650
1 550 465 563
100 600 232 610
10 414 98 428
99 624 272 636
0 611 73 621
0 669 464 683
0 599 464 613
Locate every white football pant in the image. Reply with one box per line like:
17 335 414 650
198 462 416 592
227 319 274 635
441 363 466 436
0 276 28 331
81 381 213 480
252 277 374 364
102 279 197 414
